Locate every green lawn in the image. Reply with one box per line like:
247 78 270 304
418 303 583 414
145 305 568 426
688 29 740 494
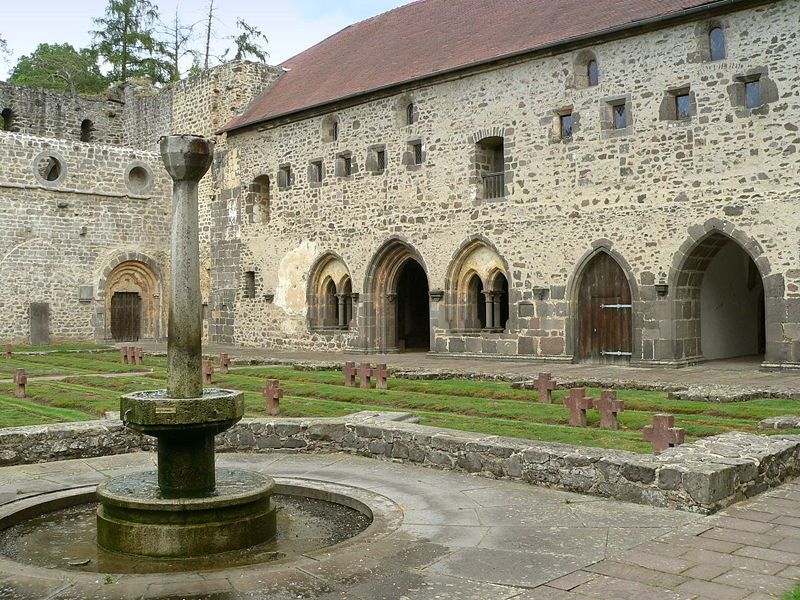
783 584 800 600
0 352 797 454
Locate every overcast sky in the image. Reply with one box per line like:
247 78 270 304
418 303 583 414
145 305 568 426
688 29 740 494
0 0 407 80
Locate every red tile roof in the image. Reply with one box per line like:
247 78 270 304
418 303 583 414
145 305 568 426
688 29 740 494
223 0 732 132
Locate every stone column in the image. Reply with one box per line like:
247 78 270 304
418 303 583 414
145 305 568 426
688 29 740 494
160 135 214 399
483 292 494 330
493 293 502 331
337 295 347 328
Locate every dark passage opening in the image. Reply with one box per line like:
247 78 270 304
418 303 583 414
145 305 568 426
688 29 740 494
396 260 430 351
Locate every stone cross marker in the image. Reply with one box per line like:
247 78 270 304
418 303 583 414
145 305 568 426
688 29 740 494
133 347 144 366
13 369 27 399
219 353 231 374
263 379 283 416
643 414 685 455
4 344 11 358
120 346 130 365
358 362 372 388
594 390 624 430
342 361 357 387
202 360 214 385
373 363 389 390
533 372 556 403
564 388 593 427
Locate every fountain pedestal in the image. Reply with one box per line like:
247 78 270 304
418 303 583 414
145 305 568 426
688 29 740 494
96 136 277 558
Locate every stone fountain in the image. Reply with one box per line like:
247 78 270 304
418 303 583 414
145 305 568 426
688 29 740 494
96 135 277 557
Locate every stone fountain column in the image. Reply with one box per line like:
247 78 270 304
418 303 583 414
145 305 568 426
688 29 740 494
96 135 276 558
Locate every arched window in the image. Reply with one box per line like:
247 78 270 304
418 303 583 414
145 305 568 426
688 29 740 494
1 108 15 132
709 27 726 61
467 274 486 329
475 136 505 199
492 272 510 331
406 103 414 126
587 60 599 87
80 119 94 142
323 279 339 327
321 115 339 143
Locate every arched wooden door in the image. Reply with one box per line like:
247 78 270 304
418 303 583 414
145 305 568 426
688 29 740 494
577 253 632 363
110 292 142 342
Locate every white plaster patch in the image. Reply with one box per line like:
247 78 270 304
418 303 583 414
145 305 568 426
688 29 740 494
275 239 318 316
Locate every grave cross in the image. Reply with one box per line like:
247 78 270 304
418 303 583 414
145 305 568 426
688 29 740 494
134 347 144 366
262 379 283 416
372 363 389 390
358 362 372 389
219 353 230 374
13 368 27 399
593 390 624 430
533 372 556 403
564 388 593 427
643 414 685 455
120 346 130 365
202 359 214 385
342 361 357 387
4 344 11 359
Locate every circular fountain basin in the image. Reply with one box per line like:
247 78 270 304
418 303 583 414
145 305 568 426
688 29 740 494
96 468 276 557
120 388 244 434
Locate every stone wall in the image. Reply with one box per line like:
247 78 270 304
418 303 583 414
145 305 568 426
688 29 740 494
0 82 126 145
1 411 799 514
219 0 800 367
0 132 171 342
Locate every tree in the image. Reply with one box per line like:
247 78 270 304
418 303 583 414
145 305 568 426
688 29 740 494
227 19 269 62
161 6 197 82
9 44 107 95
202 0 218 70
0 35 9 63
92 0 171 84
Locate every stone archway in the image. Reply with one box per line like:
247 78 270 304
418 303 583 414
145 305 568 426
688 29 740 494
102 260 162 342
307 253 353 331
671 231 766 362
363 239 430 352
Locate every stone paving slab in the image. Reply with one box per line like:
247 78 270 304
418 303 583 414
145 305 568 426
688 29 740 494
0 452 795 598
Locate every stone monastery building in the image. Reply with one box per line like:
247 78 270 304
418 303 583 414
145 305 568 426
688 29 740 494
0 0 798 368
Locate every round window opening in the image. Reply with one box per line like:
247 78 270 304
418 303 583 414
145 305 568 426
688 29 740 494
32 151 67 186
125 164 153 195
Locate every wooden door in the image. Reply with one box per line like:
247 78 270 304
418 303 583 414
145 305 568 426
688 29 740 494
578 253 632 363
111 292 142 342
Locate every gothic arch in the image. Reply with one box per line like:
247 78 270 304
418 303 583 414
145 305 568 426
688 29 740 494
445 236 511 331
669 220 773 362
566 242 639 363
307 252 353 330
362 237 430 352
98 253 163 341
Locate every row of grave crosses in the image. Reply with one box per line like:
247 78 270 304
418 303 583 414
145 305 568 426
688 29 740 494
120 347 144 365
342 362 389 389
533 372 684 455
202 354 233 384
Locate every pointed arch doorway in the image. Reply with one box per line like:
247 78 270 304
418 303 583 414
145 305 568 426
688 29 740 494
576 252 632 363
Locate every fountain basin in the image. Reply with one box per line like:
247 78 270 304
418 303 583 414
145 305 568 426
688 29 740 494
96 468 277 557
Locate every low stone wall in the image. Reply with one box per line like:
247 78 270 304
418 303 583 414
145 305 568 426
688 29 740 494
1 411 798 514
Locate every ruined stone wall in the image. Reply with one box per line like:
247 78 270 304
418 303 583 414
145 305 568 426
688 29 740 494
221 0 800 365
0 132 171 343
0 82 126 145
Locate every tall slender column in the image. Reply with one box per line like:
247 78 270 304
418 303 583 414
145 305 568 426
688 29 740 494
493 293 502 331
337 295 347 328
483 292 494 330
160 135 214 399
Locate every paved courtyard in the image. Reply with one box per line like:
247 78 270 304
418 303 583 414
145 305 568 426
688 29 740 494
0 452 798 599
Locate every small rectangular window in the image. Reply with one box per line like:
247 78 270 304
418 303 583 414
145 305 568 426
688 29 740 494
675 94 692 120
745 80 762 108
310 160 323 183
613 103 627 129
244 271 256 299
412 142 423 165
377 150 386 171
560 113 573 138
278 165 291 189
343 156 352 176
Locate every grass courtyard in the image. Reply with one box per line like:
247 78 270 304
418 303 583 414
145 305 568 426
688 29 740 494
0 346 798 453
